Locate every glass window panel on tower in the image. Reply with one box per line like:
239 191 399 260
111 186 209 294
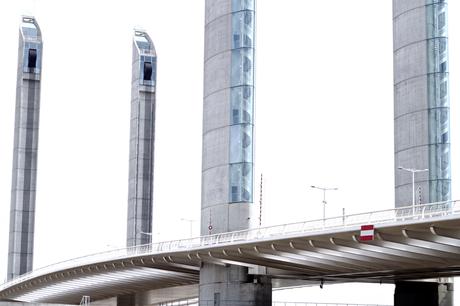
22 26 37 37
440 81 448 99
21 19 38 38
229 163 253 203
231 48 254 87
230 124 253 164
428 108 449 144
22 43 41 73
438 11 446 30
232 0 254 12
232 11 254 48
135 37 151 51
231 86 253 124
429 144 450 180
140 55 156 86
427 38 448 74
426 3 447 38
428 73 449 108
429 178 450 203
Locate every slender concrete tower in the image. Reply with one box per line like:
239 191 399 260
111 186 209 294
7 16 43 280
393 0 450 207
200 0 271 304
393 2 453 305
127 30 157 247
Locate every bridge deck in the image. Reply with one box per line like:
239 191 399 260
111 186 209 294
1 201 460 304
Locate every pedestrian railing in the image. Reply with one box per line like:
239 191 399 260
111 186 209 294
1 200 459 293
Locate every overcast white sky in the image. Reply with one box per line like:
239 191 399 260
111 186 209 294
0 0 459 304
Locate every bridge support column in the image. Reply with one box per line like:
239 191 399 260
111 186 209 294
199 264 271 306
117 294 135 306
394 281 453 306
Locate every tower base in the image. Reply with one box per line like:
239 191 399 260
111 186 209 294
199 264 271 306
394 281 453 306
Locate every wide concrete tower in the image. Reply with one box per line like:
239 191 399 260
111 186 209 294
200 0 271 304
127 30 157 247
393 0 450 207
393 2 453 305
8 16 43 280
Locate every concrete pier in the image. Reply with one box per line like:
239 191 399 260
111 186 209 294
200 0 271 304
8 16 43 281
393 0 451 206
394 281 453 306
126 30 157 247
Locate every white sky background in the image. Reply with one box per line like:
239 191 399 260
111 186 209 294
0 0 459 304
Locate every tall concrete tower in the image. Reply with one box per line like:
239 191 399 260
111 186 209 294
393 2 453 305
200 0 271 304
393 0 450 207
8 16 43 280
126 30 157 247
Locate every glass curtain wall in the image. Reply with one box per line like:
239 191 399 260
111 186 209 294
229 0 255 203
426 1 450 202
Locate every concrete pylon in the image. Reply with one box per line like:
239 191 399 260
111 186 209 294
7 16 43 281
393 0 451 206
394 281 453 306
126 30 157 247
393 0 453 303
200 0 272 304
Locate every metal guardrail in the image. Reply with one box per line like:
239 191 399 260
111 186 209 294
157 298 198 305
1 200 459 292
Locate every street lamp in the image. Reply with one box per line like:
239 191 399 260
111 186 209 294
310 185 338 224
397 166 428 215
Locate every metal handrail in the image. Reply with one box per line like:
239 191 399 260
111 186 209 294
1 200 459 291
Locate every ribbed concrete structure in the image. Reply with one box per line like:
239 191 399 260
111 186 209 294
393 1 453 305
200 0 271 304
7 16 43 281
3 204 460 304
201 0 256 235
393 0 450 207
126 30 157 247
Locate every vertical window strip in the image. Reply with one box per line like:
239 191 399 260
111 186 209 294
229 3 255 204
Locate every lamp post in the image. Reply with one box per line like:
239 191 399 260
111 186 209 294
397 166 428 215
311 185 338 225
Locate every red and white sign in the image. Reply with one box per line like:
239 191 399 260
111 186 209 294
359 225 374 241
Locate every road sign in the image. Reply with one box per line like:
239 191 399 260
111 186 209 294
359 224 374 241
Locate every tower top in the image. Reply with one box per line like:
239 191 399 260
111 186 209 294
20 16 41 40
133 29 155 56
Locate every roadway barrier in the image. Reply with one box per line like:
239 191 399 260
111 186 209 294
1 200 459 292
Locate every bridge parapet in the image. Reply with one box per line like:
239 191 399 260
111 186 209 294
1 200 460 304
1 200 459 294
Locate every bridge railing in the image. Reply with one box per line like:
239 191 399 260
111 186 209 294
1 200 459 291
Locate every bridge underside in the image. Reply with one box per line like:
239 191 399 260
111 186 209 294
1 217 460 304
